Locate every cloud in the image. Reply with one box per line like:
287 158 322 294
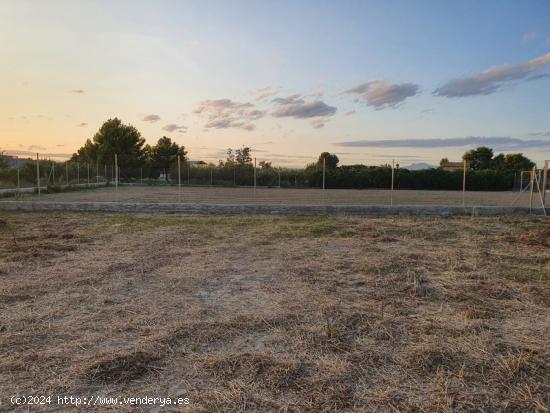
194 99 265 130
334 136 550 151
344 80 419 109
310 118 327 129
271 99 337 119
547 38 550 45
522 32 536 43
529 131 550 137
254 86 281 102
77 122 87 127
434 53 550 97
344 110 356 116
271 94 305 105
70 89 85 94
142 114 160 123
162 124 187 133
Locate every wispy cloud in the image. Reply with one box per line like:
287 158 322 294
310 118 327 129
70 89 85 94
344 80 419 110
434 53 550 97
271 99 337 119
344 110 356 116
254 86 281 102
194 99 265 131
142 114 160 123
529 131 550 137
77 122 87 127
334 136 550 151
162 124 187 133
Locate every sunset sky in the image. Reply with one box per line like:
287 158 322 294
1 0 550 167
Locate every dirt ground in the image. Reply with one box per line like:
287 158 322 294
1 212 549 412
3 185 543 208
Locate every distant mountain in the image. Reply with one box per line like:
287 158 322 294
401 162 435 170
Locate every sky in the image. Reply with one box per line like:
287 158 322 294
1 0 550 167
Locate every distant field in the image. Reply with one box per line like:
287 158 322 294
4 185 543 208
1 212 549 411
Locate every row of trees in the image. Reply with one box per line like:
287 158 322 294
0 118 538 191
440 146 534 171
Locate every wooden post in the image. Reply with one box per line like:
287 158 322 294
462 159 467 207
114 154 118 193
529 166 535 212
543 160 548 206
390 159 395 206
36 153 41 198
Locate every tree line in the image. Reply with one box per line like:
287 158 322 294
0 118 537 190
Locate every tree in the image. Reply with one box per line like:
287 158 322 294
149 136 187 172
500 153 534 172
439 158 449 168
72 118 146 167
259 161 272 169
463 146 493 170
235 146 252 166
317 152 339 169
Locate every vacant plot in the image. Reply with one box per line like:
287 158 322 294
4 185 542 208
1 212 549 411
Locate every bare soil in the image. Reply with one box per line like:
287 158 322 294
4 185 542 208
0 212 549 412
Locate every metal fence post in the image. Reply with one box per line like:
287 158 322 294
390 159 395 206
115 154 118 194
322 157 326 191
36 153 41 199
462 159 467 207
529 166 535 212
543 160 548 206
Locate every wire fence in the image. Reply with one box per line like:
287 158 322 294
0 154 548 212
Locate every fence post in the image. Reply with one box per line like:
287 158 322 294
210 167 213 186
462 159 467 207
178 156 181 190
390 159 395 206
233 166 236 186
140 167 143 185
96 161 99 184
36 153 41 199
66 162 69 186
543 160 548 206
254 158 257 191
52 162 55 184
115 154 118 194
278 167 281 188
188 164 190 185
87 163 90 186
529 166 535 212
16 165 20 199
322 157 326 191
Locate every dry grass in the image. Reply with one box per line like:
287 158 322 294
0 212 549 412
